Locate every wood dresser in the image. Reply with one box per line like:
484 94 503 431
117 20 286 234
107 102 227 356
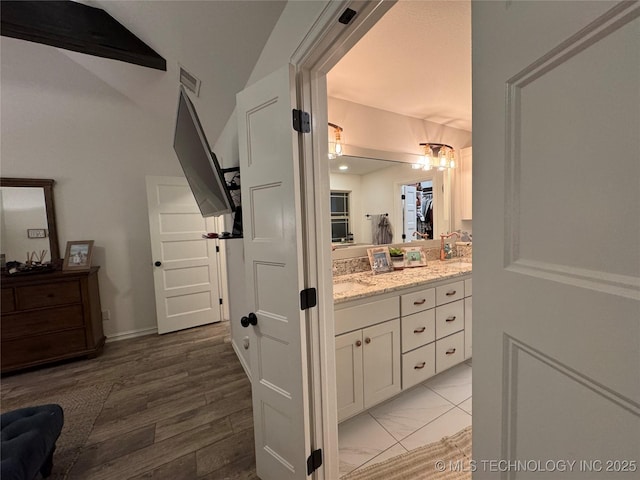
1 267 105 373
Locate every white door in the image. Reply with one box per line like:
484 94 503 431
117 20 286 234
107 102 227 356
146 176 222 334
402 184 417 241
236 64 311 479
473 2 639 477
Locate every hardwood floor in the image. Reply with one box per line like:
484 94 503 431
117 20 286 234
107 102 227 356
1 322 257 479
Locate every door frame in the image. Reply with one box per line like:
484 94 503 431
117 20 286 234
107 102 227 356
290 1 396 477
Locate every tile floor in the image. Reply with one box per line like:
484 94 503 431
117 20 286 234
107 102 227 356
339 361 472 477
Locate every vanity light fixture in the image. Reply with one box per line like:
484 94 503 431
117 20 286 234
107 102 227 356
413 143 456 171
328 122 344 159
338 165 349 171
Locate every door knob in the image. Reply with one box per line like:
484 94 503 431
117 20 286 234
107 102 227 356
154 261 162 267
241 312 258 328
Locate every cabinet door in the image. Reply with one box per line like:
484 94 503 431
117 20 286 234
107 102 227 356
335 330 364 422
363 319 401 408
464 296 472 360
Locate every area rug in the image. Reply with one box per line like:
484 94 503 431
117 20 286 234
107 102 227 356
343 426 472 480
1 381 113 480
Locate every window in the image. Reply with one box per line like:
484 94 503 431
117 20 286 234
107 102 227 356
330 191 350 242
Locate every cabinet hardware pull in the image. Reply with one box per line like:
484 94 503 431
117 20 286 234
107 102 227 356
365 337 371 344
355 340 362 347
414 362 426 369
413 299 426 305
446 316 456 322
445 348 456 355
446 290 457 296
413 327 426 333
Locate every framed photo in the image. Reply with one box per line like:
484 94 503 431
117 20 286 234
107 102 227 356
27 228 47 239
403 246 427 267
367 247 394 274
63 240 95 271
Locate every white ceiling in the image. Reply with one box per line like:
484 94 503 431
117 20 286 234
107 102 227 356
327 0 472 131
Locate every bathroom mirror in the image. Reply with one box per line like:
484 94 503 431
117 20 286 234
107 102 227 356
329 146 452 248
0 178 60 265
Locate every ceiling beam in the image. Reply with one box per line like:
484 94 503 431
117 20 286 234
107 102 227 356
1 0 166 71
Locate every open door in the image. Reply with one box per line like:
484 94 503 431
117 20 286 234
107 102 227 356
236 64 312 479
473 1 639 476
402 184 417 242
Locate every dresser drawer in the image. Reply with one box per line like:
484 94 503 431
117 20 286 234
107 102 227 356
1 305 84 339
402 342 435 389
401 309 435 353
400 288 436 316
435 331 465 373
1 288 15 313
16 281 82 310
334 297 398 335
436 281 464 305
464 278 472 297
1 328 87 369
435 300 464 340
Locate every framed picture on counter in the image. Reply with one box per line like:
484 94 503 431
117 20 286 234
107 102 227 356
62 240 94 271
367 246 393 274
403 246 427 267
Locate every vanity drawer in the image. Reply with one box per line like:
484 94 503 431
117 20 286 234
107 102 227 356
435 300 464 339
435 331 464 373
16 280 82 310
334 297 398 335
402 342 436 389
400 288 435 316
464 278 472 297
436 281 464 305
401 309 435 353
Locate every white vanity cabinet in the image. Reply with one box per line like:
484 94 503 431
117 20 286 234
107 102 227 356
335 273 471 422
335 298 401 422
464 278 472 359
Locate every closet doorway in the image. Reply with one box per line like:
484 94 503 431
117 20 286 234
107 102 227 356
402 179 434 242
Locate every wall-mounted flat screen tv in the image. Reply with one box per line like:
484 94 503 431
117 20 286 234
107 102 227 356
173 85 235 217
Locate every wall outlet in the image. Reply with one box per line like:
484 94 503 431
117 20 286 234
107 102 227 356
102 310 110 321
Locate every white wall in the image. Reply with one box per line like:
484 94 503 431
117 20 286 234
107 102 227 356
0 37 184 338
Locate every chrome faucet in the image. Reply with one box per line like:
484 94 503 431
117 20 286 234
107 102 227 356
440 232 459 261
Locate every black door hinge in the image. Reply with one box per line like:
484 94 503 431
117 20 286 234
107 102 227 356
292 109 311 133
219 298 223 305
402 234 406 240
307 448 323 475
401 194 405 200
216 245 220 253
300 288 317 310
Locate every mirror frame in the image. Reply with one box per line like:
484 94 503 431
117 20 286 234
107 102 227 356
0 177 60 263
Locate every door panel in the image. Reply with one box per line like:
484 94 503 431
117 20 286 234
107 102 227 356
146 176 221 334
403 185 417 241
237 64 311 480
473 2 639 477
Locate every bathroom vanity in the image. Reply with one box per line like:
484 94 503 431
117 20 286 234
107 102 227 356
333 261 472 422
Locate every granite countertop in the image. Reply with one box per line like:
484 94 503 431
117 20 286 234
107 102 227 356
333 260 472 304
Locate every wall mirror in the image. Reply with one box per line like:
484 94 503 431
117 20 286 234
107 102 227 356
329 146 452 249
0 178 60 265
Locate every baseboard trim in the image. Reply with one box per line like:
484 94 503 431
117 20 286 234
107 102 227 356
105 327 158 343
231 339 252 382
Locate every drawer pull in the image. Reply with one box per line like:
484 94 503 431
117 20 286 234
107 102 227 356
365 337 371 344
413 327 426 334
355 340 362 347
414 362 426 370
446 316 457 322
413 299 426 305
445 290 457 296
445 348 456 355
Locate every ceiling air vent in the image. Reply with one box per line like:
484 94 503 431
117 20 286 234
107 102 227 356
179 65 201 96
